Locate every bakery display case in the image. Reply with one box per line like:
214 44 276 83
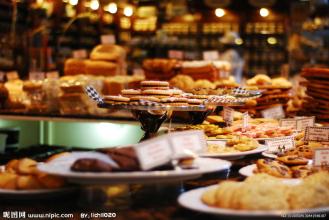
1 0 329 219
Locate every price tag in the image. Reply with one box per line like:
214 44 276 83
296 116 315 131
203 50 219 61
243 112 249 128
46 71 60 79
223 107 234 126
72 49 87 59
305 127 329 142
313 148 329 167
280 118 297 129
6 71 19 81
261 105 285 119
169 130 206 158
134 136 173 171
101 34 116 44
29 72 45 81
184 51 198 60
265 136 295 153
168 50 184 60
0 71 5 82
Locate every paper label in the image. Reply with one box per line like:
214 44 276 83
0 71 5 82
280 118 297 128
296 116 315 131
169 130 206 158
72 49 87 59
261 105 285 119
6 71 19 81
134 136 173 171
101 34 116 44
305 127 329 142
46 71 60 79
243 112 249 128
168 50 184 60
265 136 295 153
313 148 329 167
29 72 45 81
203 50 219 61
223 107 234 126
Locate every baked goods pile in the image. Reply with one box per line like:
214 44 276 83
64 44 126 76
202 172 329 210
142 59 180 80
207 137 259 154
300 67 329 124
0 158 65 190
234 74 292 117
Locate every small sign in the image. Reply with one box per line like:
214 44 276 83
134 136 173 171
169 130 206 158
305 127 329 142
101 34 116 44
46 71 60 79
29 72 45 81
203 50 219 61
261 105 285 119
0 71 5 82
280 118 297 128
313 148 329 167
72 49 87 59
168 50 184 60
243 112 249 128
184 51 198 60
6 71 19 81
223 107 234 126
296 116 315 131
265 136 295 153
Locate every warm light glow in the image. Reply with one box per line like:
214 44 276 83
90 0 99 10
123 6 133 17
36 0 44 5
68 0 78 6
235 38 243 45
215 8 225 17
260 8 269 17
267 37 277 45
105 2 118 14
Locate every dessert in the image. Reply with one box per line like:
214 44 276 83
256 159 292 178
140 80 170 90
276 155 309 165
103 95 130 104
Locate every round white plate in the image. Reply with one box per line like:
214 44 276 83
178 185 329 217
199 145 267 160
0 187 76 199
262 151 278 159
37 155 231 185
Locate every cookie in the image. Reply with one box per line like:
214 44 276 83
214 181 242 209
291 165 313 178
286 146 313 159
129 96 160 103
121 89 141 97
103 95 130 104
141 89 173 98
187 99 203 105
276 155 309 166
256 159 292 178
140 80 169 90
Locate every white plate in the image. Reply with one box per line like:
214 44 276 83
262 151 278 159
37 153 231 184
0 187 76 199
199 145 267 160
178 185 329 217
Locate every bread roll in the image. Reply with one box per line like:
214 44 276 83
64 58 87 75
85 60 118 76
90 44 126 62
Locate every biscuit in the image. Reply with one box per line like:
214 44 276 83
129 96 160 103
103 95 130 103
215 181 242 209
201 187 218 206
121 89 141 97
256 159 292 178
276 155 309 166
140 80 169 88
291 165 313 178
141 89 173 98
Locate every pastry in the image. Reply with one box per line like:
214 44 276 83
256 159 292 178
276 155 309 166
64 58 87 75
90 44 126 62
85 60 118 76
291 165 314 178
71 158 113 172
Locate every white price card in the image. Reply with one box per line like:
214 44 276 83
202 50 219 61
46 71 60 79
169 130 206 158
265 136 295 153
0 71 5 82
134 136 173 171
29 72 45 81
296 116 315 131
243 112 249 128
101 34 116 44
305 127 329 142
72 49 87 59
6 71 19 81
261 105 285 119
223 107 234 126
279 118 297 128
168 50 184 60
313 148 329 167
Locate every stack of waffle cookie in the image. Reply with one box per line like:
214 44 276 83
300 67 329 124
